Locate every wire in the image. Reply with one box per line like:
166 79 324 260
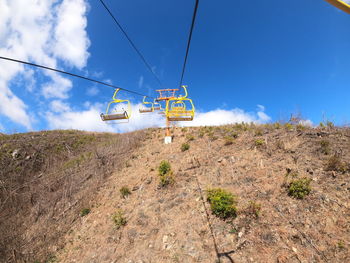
179 0 199 88
99 0 165 89
0 56 155 99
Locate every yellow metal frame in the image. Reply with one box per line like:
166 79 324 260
153 99 162 111
139 96 154 113
100 88 131 121
324 0 350 14
165 85 195 121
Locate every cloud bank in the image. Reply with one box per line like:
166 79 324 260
45 102 271 133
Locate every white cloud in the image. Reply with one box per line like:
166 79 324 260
86 86 99 96
0 0 90 129
50 100 70 113
53 0 90 69
45 103 271 133
42 72 72 99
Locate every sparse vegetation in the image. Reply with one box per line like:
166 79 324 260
120 186 131 198
296 124 306 132
186 134 195 141
158 160 174 187
112 210 127 229
284 123 293 131
224 136 235 146
325 155 348 173
320 140 331 155
288 178 312 199
254 139 265 147
207 188 238 219
337 240 346 250
181 143 190 152
327 121 334 129
245 201 262 218
80 208 91 217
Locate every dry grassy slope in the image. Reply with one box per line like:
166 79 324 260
52 125 350 263
0 130 146 263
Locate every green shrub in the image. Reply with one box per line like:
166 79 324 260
120 186 131 198
159 160 171 176
158 160 174 187
288 178 311 199
254 139 265 147
181 143 190 152
80 208 90 217
112 210 127 229
207 188 237 219
320 140 331 155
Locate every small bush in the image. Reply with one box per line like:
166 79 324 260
288 178 311 199
254 139 265 147
224 136 235 146
255 129 263 136
207 188 237 219
320 140 331 155
159 160 171 176
120 186 131 198
326 121 334 129
337 240 346 250
181 143 190 152
112 210 127 229
158 160 174 187
80 208 90 217
325 155 348 173
245 201 261 218
284 123 294 131
273 122 281 129
186 134 195 141
296 124 306 132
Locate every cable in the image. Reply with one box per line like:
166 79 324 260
179 0 199 88
0 56 155 99
99 0 164 89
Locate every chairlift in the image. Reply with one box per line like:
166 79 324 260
165 85 195 121
100 88 131 122
139 96 154 113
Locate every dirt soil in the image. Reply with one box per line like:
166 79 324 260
1 124 350 263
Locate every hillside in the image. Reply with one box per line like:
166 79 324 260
1 124 349 263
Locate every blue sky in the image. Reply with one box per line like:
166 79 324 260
1 0 350 133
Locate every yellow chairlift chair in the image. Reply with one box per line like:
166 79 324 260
139 96 154 113
165 85 195 121
100 88 131 122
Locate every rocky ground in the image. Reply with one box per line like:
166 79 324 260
50 124 350 263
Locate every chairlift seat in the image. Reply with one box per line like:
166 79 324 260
100 112 128 121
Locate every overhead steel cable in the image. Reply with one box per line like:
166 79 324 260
0 56 155 99
98 0 165 89
179 0 199 88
